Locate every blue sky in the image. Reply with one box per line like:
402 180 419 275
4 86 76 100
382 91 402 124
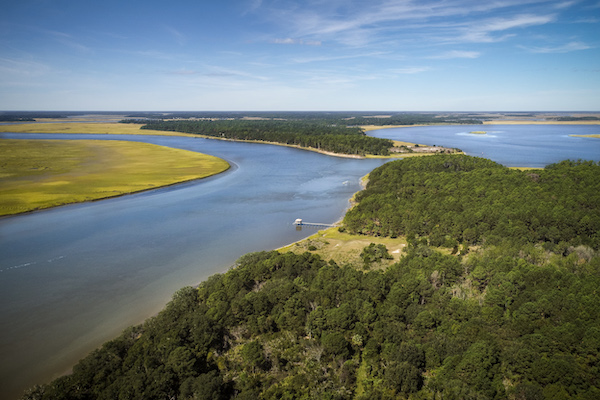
1 0 599 111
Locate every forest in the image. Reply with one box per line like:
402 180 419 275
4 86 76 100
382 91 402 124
22 155 600 400
140 120 394 156
124 112 483 126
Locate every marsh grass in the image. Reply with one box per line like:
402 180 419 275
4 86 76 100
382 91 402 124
0 139 229 216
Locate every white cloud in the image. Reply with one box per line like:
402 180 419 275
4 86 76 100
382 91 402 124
553 1 577 9
520 41 592 53
390 66 432 74
428 50 481 59
258 0 560 47
290 51 389 64
271 38 322 45
457 14 556 43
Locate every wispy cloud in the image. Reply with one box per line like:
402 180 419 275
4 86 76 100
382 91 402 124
428 50 481 59
553 1 577 9
165 26 186 46
257 0 560 47
290 51 389 64
41 29 93 53
457 14 556 43
520 41 592 53
390 66 432 74
0 57 50 77
271 38 322 46
168 65 270 82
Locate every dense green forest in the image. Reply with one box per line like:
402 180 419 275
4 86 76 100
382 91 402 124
140 120 394 156
343 156 600 251
23 156 600 400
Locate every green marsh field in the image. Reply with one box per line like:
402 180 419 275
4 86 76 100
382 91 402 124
0 139 229 216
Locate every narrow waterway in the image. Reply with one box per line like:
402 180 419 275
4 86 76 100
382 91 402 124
0 133 388 399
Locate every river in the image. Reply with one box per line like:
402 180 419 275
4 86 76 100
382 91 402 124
0 133 388 399
1 123 599 398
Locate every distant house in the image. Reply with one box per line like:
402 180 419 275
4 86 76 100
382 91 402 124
294 219 303 225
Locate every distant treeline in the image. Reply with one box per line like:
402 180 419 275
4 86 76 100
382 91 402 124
0 111 83 120
554 116 600 121
126 111 483 126
141 120 394 156
0 115 35 122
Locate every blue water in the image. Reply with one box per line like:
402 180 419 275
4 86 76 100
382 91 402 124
369 124 600 167
0 124 598 398
0 133 387 399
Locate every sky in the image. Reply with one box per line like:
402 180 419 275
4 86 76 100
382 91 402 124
1 0 599 111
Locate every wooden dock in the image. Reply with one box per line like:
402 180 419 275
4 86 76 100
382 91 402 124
293 218 337 228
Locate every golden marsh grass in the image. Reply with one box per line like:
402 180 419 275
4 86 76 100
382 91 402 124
0 139 230 216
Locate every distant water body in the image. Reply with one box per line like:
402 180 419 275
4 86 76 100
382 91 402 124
369 124 600 167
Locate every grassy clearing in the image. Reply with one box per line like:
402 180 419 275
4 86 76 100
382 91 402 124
279 227 408 270
0 139 230 216
0 122 198 137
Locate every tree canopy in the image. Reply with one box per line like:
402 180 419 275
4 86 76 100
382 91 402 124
23 155 600 400
140 120 394 156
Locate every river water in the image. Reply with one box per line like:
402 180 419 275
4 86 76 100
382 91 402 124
0 133 388 398
1 124 599 398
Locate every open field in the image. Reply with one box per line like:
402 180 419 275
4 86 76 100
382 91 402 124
0 139 230 216
0 122 198 137
279 227 408 270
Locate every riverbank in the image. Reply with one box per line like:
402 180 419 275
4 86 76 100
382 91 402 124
0 139 230 216
1 121 460 159
0 122 372 159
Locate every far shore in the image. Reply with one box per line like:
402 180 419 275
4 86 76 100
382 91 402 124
0 121 453 159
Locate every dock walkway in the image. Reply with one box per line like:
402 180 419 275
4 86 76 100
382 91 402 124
293 218 337 228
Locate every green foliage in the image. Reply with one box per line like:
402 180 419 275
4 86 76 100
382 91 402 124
141 119 394 156
344 155 600 250
360 243 393 267
25 158 600 399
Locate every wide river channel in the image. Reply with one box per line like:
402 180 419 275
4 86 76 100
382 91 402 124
1 123 599 398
